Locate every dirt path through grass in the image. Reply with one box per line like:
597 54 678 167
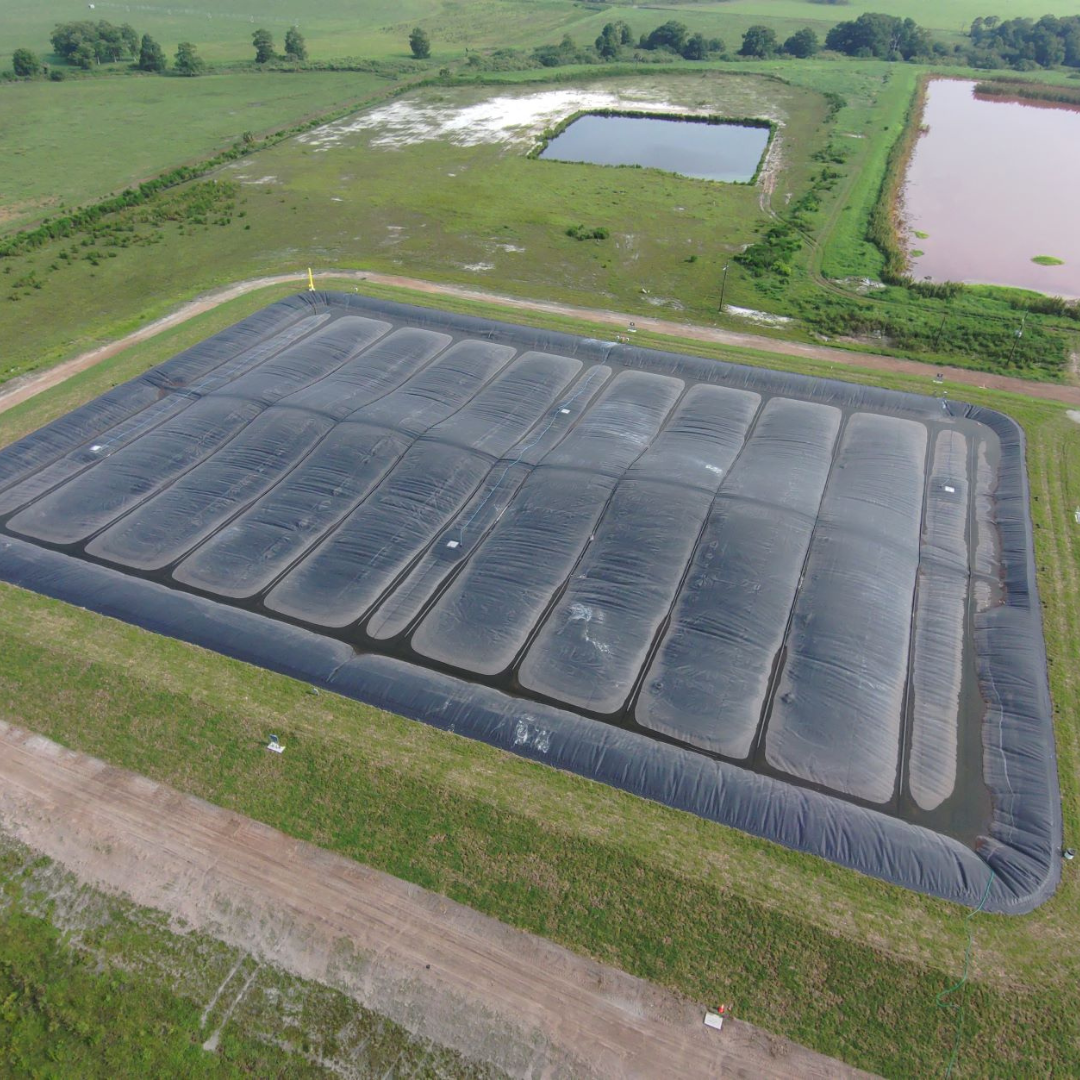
2 268 1078 417
0 720 874 1079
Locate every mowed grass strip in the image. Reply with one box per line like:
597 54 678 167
0 284 1077 1077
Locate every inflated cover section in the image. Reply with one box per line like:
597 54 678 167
0 292 1059 913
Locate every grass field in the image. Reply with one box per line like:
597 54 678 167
0 834 494 1076
0 72 397 231
0 69 829 381
615 0 1075 37
5 0 1077 74
0 0 602 71
3 60 1077 385
0 280 1078 1077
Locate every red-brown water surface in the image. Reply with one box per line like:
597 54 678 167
903 78 1080 299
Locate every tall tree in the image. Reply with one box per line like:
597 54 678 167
681 33 709 60
284 27 307 61
739 25 779 58
138 33 167 72
120 23 139 58
93 22 130 62
12 48 41 76
409 27 431 59
826 14 932 61
644 20 689 53
174 41 204 76
72 42 96 69
595 22 621 59
783 28 820 58
252 28 275 64
51 22 96 62
50 20 142 65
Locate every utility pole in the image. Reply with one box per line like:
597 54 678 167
718 263 730 314
1008 313 1027 365
933 308 948 350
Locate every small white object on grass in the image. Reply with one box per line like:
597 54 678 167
267 734 285 755
704 1011 724 1031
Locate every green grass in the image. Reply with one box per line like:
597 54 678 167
0 70 828 382
0 835 497 1077
811 63 920 281
601 0 1079 37
1033 255 1066 266
0 72 396 232
0 0 600 72
0 63 1075 389
0 281 1078 1077
5 0 1078 76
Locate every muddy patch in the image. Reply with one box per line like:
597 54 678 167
297 80 790 156
726 305 793 327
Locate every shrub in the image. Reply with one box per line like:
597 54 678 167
12 48 41 77
566 224 609 241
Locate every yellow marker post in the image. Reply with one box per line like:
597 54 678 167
307 267 315 292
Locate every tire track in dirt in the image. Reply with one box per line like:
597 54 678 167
0 720 877 1079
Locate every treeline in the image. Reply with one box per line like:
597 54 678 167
51 20 139 66
46 20 195 74
825 14 935 60
968 15 1080 70
470 19 822 71
7 20 200 76
9 21 311 80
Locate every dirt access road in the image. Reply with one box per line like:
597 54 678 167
0 720 875 1079
1 269 1078 418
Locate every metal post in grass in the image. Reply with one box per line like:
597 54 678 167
1008 314 1027 365
718 263 730 314
933 308 949 350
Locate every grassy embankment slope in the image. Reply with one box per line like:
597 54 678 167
0 280 1077 1078
734 60 1080 376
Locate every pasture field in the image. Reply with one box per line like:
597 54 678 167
0 72 398 231
5 0 1079 75
0 0 599 72
0 281 1077 1077
0 70 829 381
